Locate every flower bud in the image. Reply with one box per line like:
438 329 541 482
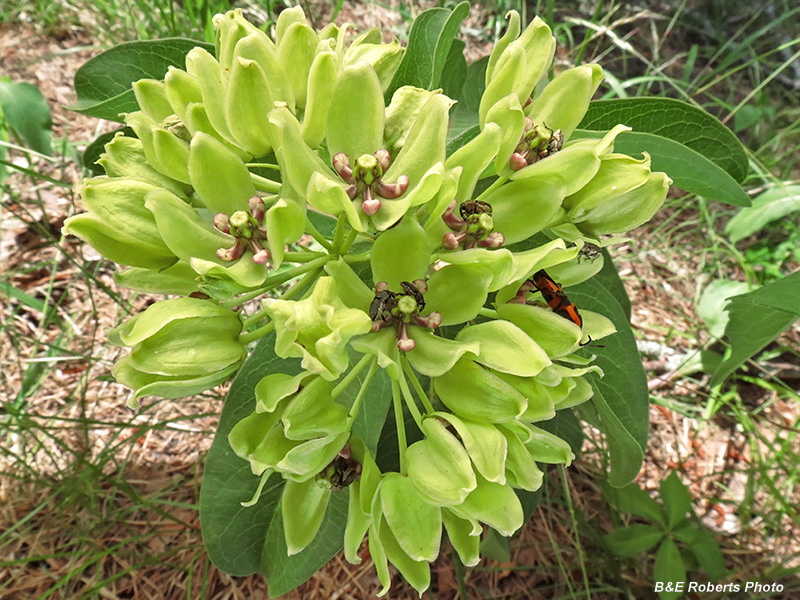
63 177 175 269
185 47 239 147
380 472 442 561
108 297 245 406
301 45 337 149
277 21 319 110
564 153 672 235
526 64 604 140
233 32 295 110
224 57 274 156
344 38 404 92
188 132 256 214
95 133 188 198
327 63 385 162
282 478 331 556
164 67 202 123
132 78 173 122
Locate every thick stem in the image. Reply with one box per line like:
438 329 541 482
332 214 346 255
221 256 331 309
397 369 425 429
239 321 275 344
249 172 281 193
305 218 336 253
401 357 435 414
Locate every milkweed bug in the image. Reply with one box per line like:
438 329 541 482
531 269 583 328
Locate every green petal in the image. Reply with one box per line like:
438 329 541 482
189 254 268 289
452 473 524 537
484 93 525 175
445 122 502 201
255 371 310 413
423 263 493 326
492 371 556 422
378 516 432 595
479 44 525 127
327 63 384 161
498 424 544 492
278 431 350 481
431 412 507 484
350 328 402 380
456 320 551 377
132 78 173 122
442 509 481 566
384 86 436 154
380 472 441 561
405 330 479 378
96 134 188 197
185 47 238 145
433 357 527 422
188 132 255 213
307 171 364 231
495 303 581 358
233 32 295 109
481 176 565 245
114 262 199 296
384 93 452 187
281 377 348 441
371 162 444 231
527 64 604 140
266 198 306 268
277 22 319 109
371 217 432 289
144 188 231 263
152 128 191 184
344 482 371 563
282 478 331 556
432 249 513 291
164 67 202 124
301 46 338 149
485 10 521 84
406 417 476 506
225 57 273 156
524 424 575 465
324 258 374 311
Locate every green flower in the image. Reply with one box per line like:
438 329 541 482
263 276 372 380
108 298 245 407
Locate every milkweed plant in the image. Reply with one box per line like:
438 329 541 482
64 5 686 596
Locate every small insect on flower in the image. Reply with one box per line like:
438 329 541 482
531 269 583 328
577 242 602 263
459 199 493 221
399 280 426 312
369 286 398 322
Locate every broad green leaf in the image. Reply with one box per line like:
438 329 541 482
696 279 752 339
725 184 800 242
654 539 686 600
578 97 748 183
0 78 53 155
200 331 301 576
459 55 488 115
68 38 214 121
660 472 692 529
573 130 750 207
385 2 470 99
82 126 136 174
439 39 467 101
710 270 800 386
479 527 510 562
0 99 6 185
569 279 649 452
346 350 393 456
604 483 664 526
682 527 727 579
596 249 631 321
602 523 664 557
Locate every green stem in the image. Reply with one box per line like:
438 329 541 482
478 307 499 319
339 228 359 254
332 215 346 254
392 379 407 475
475 175 509 203
246 162 281 171
345 359 379 426
397 369 424 429
332 354 373 399
249 172 281 193
239 321 275 344
305 218 335 252
282 250 326 263
221 256 331 309
401 357 435 414
343 251 371 264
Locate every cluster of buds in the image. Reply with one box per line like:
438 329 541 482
62 6 674 596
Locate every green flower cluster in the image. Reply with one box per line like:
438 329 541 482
64 8 670 594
